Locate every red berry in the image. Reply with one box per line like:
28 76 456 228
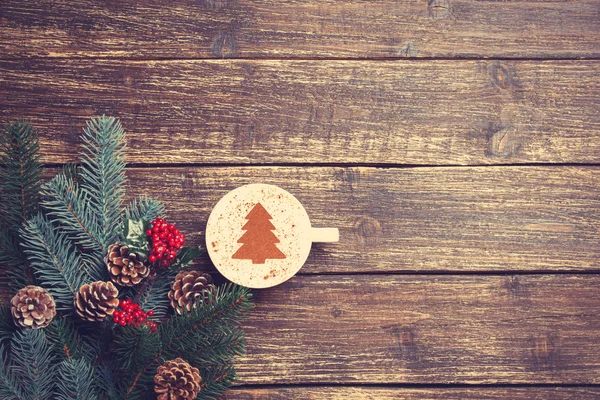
149 255 157 262
147 310 154 316
146 229 152 236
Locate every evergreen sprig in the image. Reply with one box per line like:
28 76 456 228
0 120 43 287
0 304 16 345
9 329 56 400
41 170 105 280
56 358 98 400
79 116 126 255
123 284 252 399
0 117 253 399
124 196 166 223
0 120 42 231
21 213 91 310
135 269 177 319
46 317 92 361
0 343 28 400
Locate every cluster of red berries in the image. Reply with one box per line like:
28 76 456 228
113 299 157 332
146 217 185 268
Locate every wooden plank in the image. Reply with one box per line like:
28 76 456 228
224 387 600 399
1 0 599 59
235 275 600 384
123 166 600 273
1 59 599 165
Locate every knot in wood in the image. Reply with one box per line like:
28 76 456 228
123 75 134 87
490 64 513 90
182 173 195 190
353 216 382 241
485 123 518 158
531 334 558 371
428 0 450 19
212 31 237 58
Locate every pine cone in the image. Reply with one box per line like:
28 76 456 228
105 242 150 287
74 281 119 322
10 285 56 329
154 358 201 400
168 271 215 315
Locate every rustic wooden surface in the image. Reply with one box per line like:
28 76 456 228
123 167 600 273
1 0 599 398
1 0 599 59
1 59 599 165
225 387 600 400
234 275 600 384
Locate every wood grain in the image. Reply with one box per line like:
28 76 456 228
234 274 600 384
224 387 600 399
1 0 599 59
1 59 599 165
123 166 600 273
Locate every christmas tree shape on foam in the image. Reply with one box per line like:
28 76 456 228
232 202 286 264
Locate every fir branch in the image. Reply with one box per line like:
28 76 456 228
124 196 165 223
21 213 90 310
47 317 92 362
0 227 24 269
10 328 56 400
0 304 15 344
96 360 125 400
136 269 176 319
114 325 161 373
124 284 252 398
55 358 98 400
181 328 245 368
0 344 28 400
197 365 238 400
0 120 42 229
41 171 102 251
79 116 126 255
0 120 43 287
40 170 105 280
0 228 31 288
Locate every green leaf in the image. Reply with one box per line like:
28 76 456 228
122 218 150 259
170 246 202 270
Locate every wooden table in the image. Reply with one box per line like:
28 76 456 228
1 1 599 398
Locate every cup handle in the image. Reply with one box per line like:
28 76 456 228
310 227 339 243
